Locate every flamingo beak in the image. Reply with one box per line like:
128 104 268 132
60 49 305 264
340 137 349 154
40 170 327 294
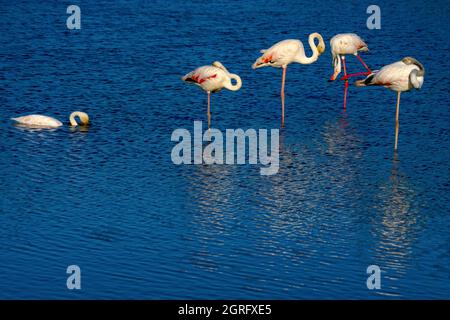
252 62 261 69
329 71 339 81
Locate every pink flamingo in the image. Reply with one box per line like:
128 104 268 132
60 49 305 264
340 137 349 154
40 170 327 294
252 33 326 127
356 57 425 151
329 33 372 109
182 61 242 128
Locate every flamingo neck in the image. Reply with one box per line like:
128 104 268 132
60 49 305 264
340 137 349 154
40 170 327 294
295 33 321 65
333 53 342 75
70 111 89 126
224 74 242 91
409 70 423 89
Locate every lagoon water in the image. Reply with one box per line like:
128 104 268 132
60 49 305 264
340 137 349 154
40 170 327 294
0 0 449 299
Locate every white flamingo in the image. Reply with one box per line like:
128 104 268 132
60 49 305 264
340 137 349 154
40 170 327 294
356 57 425 150
252 33 326 127
182 61 242 128
329 33 372 109
12 111 90 129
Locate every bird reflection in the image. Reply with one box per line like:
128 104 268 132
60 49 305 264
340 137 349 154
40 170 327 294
69 124 90 133
241 130 318 240
320 113 364 203
322 111 363 158
13 123 59 133
183 155 235 272
372 159 417 287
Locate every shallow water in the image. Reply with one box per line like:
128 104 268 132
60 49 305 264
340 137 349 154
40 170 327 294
0 0 449 299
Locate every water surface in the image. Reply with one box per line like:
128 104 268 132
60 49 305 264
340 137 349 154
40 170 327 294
0 0 449 299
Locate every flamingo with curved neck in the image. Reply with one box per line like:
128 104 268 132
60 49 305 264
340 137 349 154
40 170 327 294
356 57 425 150
182 61 242 128
69 111 90 127
252 33 325 126
329 33 371 109
12 111 90 129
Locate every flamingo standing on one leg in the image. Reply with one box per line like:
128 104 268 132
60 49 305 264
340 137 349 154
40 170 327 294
356 57 425 151
182 61 242 128
329 33 372 109
252 33 326 127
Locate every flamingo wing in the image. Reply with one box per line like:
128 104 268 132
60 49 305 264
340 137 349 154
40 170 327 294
374 62 419 89
331 33 368 55
182 66 219 84
357 61 420 91
253 39 302 68
182 66 226 92
11 115 63 127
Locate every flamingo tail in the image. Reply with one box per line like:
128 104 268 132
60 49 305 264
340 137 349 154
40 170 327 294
355 73 376 87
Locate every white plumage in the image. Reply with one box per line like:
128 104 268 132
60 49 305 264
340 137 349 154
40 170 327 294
252 33 325 69
356 57 425 151
182 61 242 128
182 61 242 93
12 111 90 128
356 58 425 92
11 115 63 128
329 33 369 80
252 33 325 126
330 33 368 55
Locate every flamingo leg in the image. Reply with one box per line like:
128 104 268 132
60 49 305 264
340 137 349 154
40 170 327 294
341 55 372 80
394 91 401 150
356 54 372 74
341 71 370 80
342 55 349 110
281 66 286 127
207 91 211 129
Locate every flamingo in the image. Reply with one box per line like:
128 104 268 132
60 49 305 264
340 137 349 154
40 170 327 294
252 33 326 127
182 61 242 128
12 111 90 128
356 57 425 150
329 33 372 109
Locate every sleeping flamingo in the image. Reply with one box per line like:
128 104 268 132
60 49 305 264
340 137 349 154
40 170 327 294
329 33 372 109
252 33 326 127
12 111 90 128
356 57 425 151
182 61 242 128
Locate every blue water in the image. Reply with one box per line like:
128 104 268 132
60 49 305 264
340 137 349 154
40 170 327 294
0 0 449 299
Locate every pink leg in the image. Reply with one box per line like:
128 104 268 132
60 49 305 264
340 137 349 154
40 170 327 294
343 79 349 110
281 66 286 127
341 71 370 80
341 54 372 80
342 55 349 110
207 91 211 128
356 54 372 74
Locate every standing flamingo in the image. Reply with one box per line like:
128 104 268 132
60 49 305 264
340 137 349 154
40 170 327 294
329 33 372 109
182 61 242 128
356 57 425 151
252 33 326 127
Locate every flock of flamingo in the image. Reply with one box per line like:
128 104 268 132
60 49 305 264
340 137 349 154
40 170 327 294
11 33 424 152
182 33 425 151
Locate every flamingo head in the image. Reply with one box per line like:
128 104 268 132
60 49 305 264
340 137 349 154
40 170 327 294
402 57 424 71
212 61 225 69
317 44 325 55
310 32 326 55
